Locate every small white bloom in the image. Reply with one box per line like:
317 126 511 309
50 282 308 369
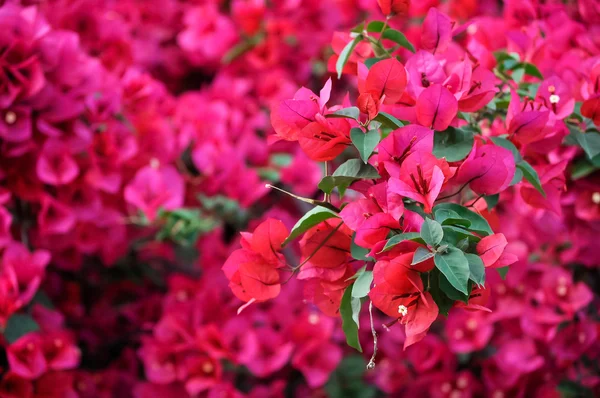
397 305 408 316
549 94 560 104
4 111 16 125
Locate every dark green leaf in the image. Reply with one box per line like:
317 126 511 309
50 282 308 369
364 58 381 69
433 203 493 236
566 124 600 160
456 238 470 251
3 314 40 344
512 62 543 79
436 208 472 228
439 272 470 303
366 21 386 32
557 380 594 398
283 207 339 246
510 166 524 186
483 194 499 210
465 253 485 286
351 128 380 163
517 161 545 196
340 286 362 352
381 232 424 252
381 29 415 53
496 266 509 280
434 246 470 295
421 218 444 247
351 233 374 262
433 127 475 162
490 136 522 162
352 271 373 298
325 356 377 398
336 35 363 79
412 247 434 265
318 159 380 194
441 226 480 246
328 107 360 120
373 111 404 129
428 269 454 316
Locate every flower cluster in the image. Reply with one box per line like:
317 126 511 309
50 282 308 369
0 0 599 397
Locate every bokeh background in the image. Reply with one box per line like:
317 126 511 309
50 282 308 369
0 0 599 397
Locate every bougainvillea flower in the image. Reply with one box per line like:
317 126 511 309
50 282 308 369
292 341 342 388
387 151 452 212
377 0 410 16
299 219 351 269
6 334 47 379
222 219 288 302
454 143 515 195
360 58 408 105
297 115 351 161
415 84 458 131
377 125 434 166
420 8 453 54
270 79 333 142
123 164 185 222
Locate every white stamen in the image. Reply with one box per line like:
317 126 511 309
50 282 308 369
549 94 560 104
592 192 600 204
308 313 320 325
4 111 16 125
397 305 408 316
149 158 160 169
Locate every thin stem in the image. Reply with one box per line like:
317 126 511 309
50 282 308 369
367 300 378 370
324 162 331 203
436 176 479 201
290 220 344 272
266 184 341 213
466 194 484 208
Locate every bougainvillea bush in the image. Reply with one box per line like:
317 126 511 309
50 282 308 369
0 0 599 396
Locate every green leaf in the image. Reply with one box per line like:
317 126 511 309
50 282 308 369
433 127 475 162
510 166 524 186
434 246 470 295
490 136 522 162
421 218 444 247
441 225 480 246
517 161 545 196
412 247 434 265
351 233 374 262
483 194 499 210
439 272 470 303
465 253 485 286
283 207 339 246
325 356 377 398
381 29 415 53
557 380 594 398
336 35 363 79
512 62 543 79
364 57 381 69
340 286 362 352
566 124 600 160
433 203 493 236
352 271 373 298
3 314 40 344
270 153 293 167
427 269 454 316
373 111 404 129
381 232 423 252
351 128 380 163
366 21 386 32
496 266 509 280
318 159 380 194
435 208 472 228
456 237 470 251
327 107 360 120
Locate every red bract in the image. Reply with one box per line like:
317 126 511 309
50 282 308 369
421 7 453 55
222 219 288 302
415 84 458 131
455 143 515 195
387 150 452 212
